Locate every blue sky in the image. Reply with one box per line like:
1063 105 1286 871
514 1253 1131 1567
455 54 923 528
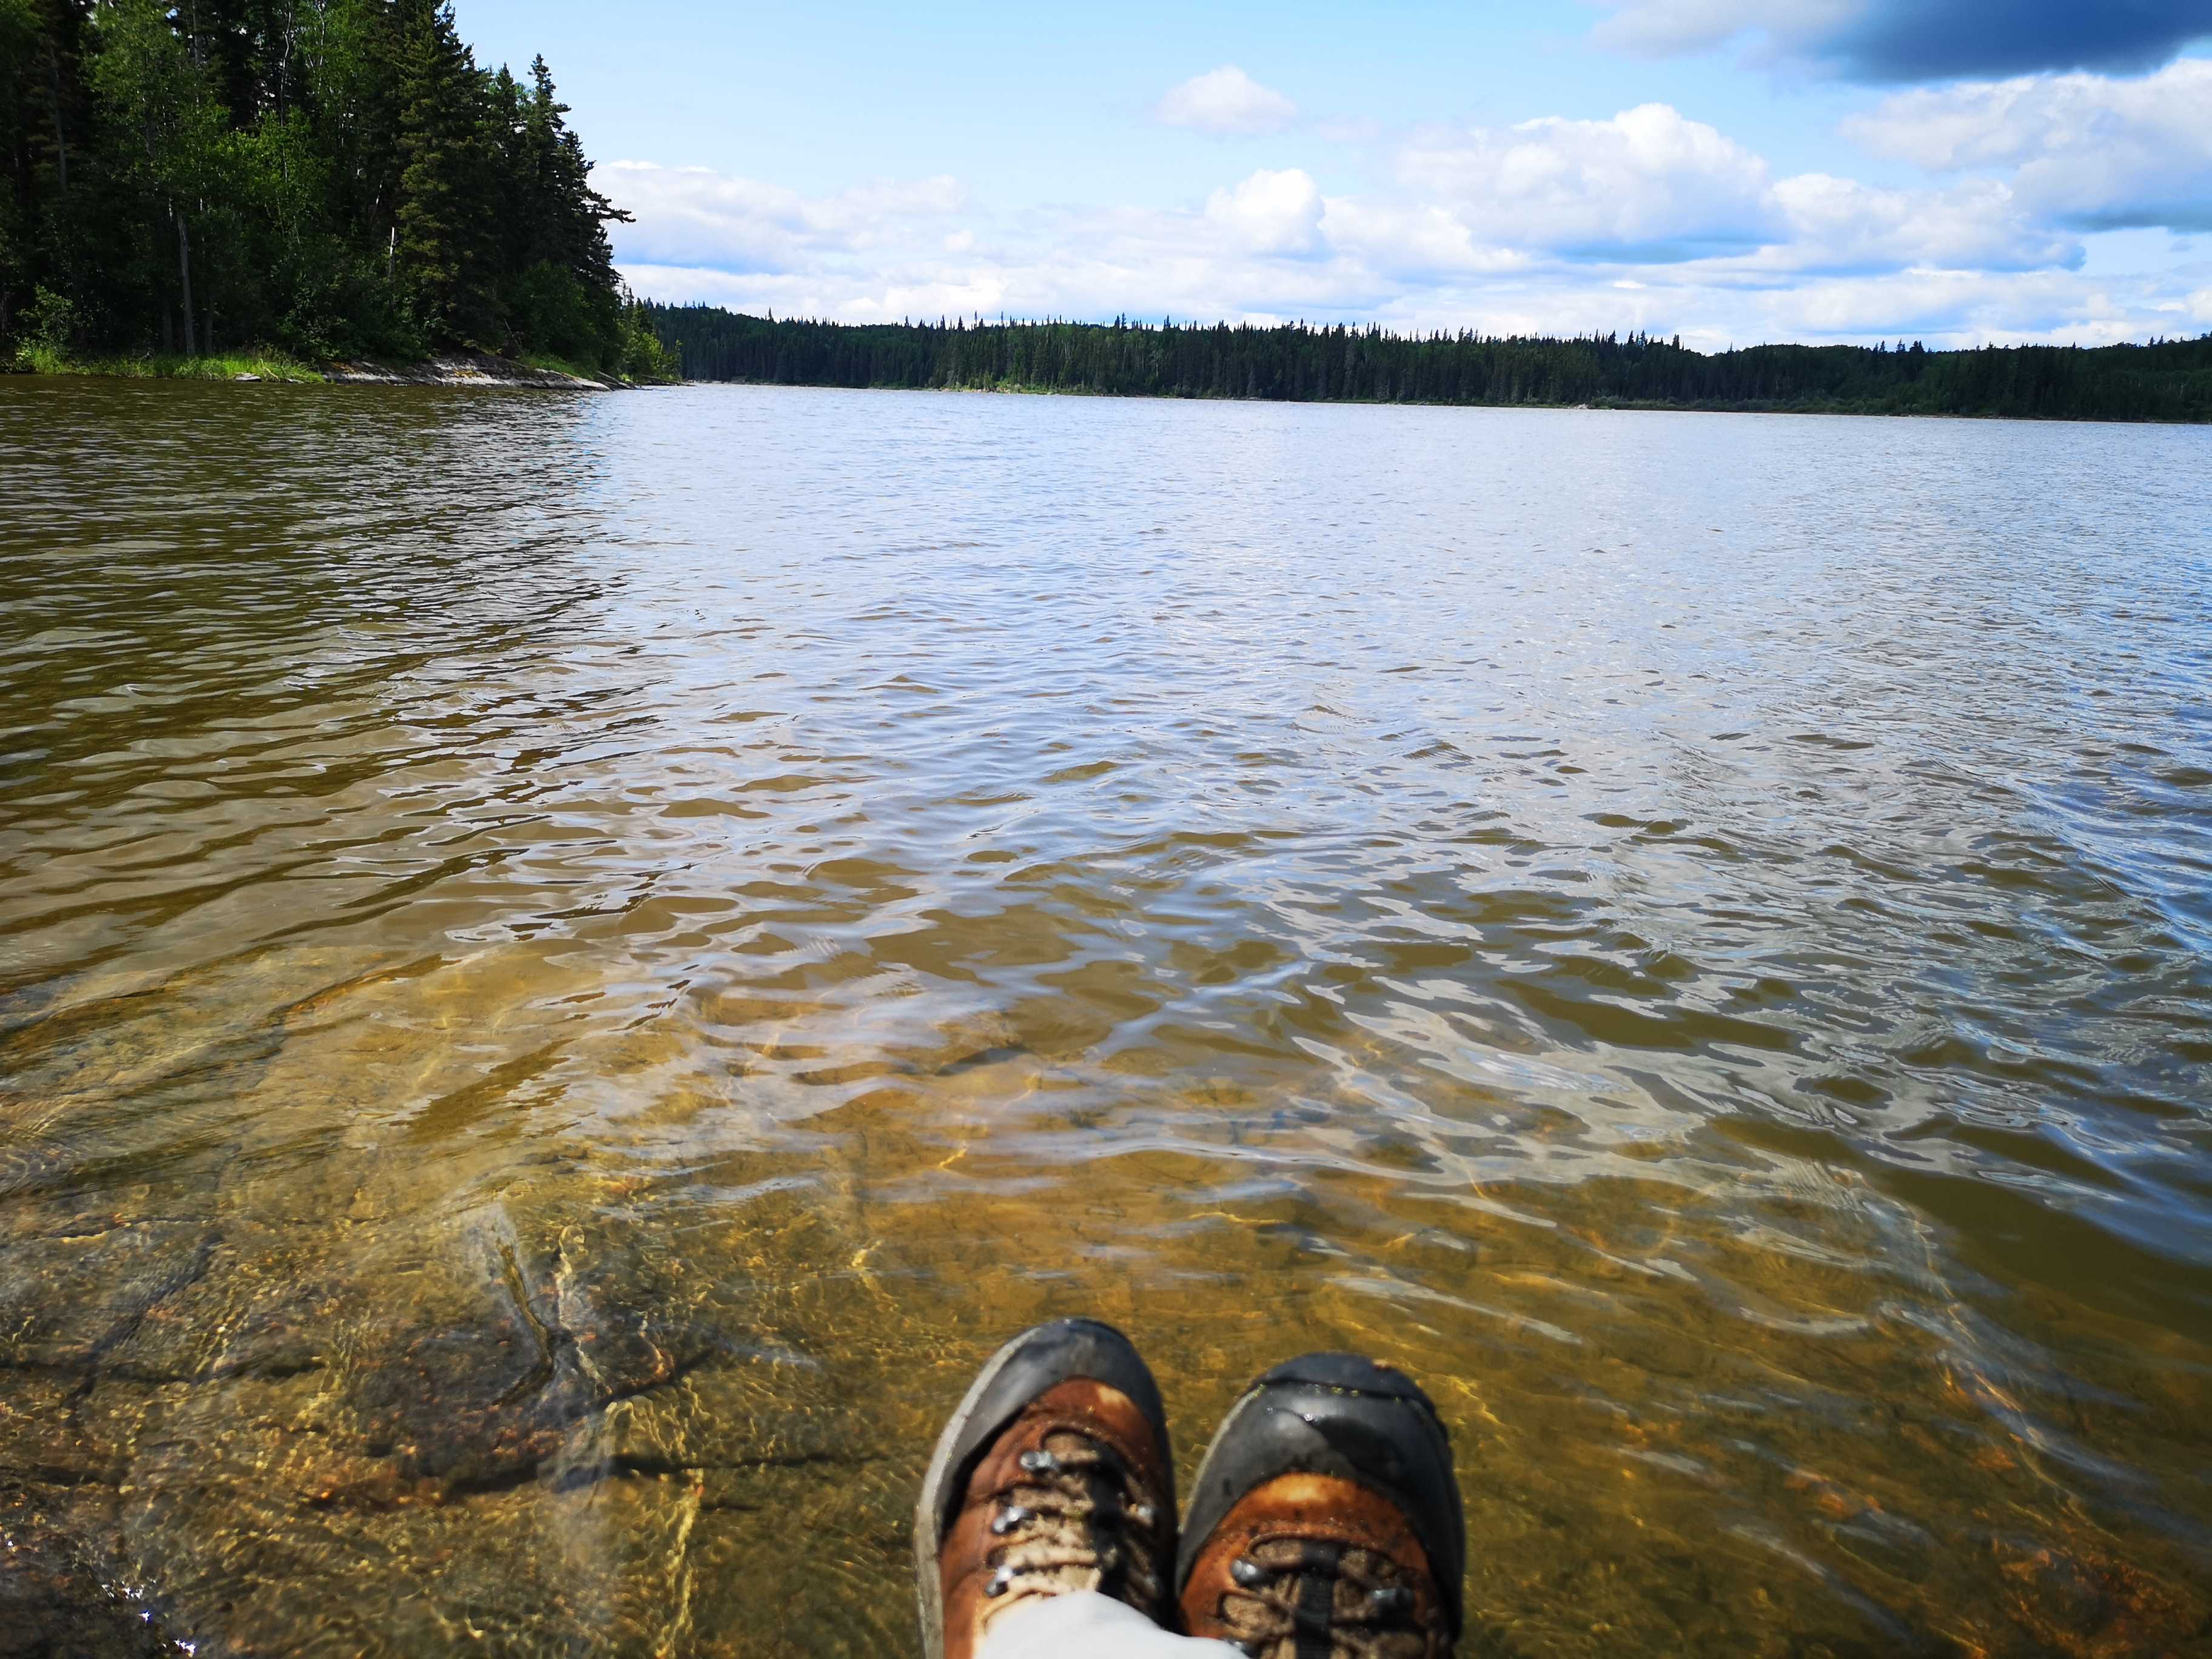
462 0 2212 347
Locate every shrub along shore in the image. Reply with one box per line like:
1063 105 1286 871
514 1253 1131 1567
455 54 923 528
8 343 325 380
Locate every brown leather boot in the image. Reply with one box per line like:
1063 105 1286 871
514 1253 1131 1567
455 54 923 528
915 1319 1178 1659
1178 1353 1464 1658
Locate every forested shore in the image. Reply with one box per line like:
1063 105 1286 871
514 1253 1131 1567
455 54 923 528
647 306 2212 423
2 0 672 381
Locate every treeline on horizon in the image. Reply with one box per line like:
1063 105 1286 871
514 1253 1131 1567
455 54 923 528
646 304 2212 423
1 0 671 378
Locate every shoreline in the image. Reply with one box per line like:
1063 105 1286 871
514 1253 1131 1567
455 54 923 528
662 375 2212 424
7 347 637 389
651 306 2212 424
325 352 616 389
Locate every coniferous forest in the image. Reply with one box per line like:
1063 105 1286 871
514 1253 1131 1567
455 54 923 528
648 305 2212 423
1 0 671 377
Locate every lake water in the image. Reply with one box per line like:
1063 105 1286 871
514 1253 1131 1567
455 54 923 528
4 380 2210 1657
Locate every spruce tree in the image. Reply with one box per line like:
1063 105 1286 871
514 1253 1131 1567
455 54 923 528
393 0 492 346
497 51 627 363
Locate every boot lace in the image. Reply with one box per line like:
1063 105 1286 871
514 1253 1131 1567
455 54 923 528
1215 1537 1430 1659
980 1428 1165 1616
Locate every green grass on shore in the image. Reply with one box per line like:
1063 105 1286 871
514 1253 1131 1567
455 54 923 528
8 343 326 381
10 344 648 385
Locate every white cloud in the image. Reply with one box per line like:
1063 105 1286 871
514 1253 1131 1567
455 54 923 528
602 163 965 270
1735 267 2155 344
1156 66 1299 135
1843 61 2212 230
609 98 2200 351
618 193 1381 333
1320 199 1528 278
1396 105 1777 256
1205 168 1325 254
1359 104 2071 274
623 242 2210 353
1766 174 2079 271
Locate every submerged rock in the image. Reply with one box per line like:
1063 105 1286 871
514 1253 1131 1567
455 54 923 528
323 351 610 390
0 1224 216 1372
0 1510 186 1659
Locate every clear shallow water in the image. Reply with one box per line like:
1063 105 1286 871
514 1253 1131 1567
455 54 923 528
3 379 2211 1657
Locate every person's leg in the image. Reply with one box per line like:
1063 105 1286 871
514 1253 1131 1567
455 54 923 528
1176 1353 1466 1658
975 1589 1242 1659
914 1319 1184 1659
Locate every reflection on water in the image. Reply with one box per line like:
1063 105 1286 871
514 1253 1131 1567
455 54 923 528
4 378 2211 1656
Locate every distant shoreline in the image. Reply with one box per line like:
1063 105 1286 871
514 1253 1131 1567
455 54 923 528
646 305 2212 426
669 375 2210 424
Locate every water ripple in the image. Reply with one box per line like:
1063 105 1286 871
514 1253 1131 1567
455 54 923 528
2 380 2210 1655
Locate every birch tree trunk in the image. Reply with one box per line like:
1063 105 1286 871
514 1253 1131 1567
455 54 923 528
45 50 68 195
175 213 196 357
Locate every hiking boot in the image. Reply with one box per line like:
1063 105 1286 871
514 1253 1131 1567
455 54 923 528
916 1318 1178 1659
1178 1353 1465 1659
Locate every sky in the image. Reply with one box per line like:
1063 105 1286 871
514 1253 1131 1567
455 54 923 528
457 0 2212 349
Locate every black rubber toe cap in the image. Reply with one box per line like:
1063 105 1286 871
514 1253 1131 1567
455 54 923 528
1178 1352 1466 1638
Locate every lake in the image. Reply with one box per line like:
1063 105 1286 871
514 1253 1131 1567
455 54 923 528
4 378 2210 1657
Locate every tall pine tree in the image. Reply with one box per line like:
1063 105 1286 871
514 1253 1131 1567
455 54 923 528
392 0 491 344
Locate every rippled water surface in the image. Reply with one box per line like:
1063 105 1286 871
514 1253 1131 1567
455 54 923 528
5 379 2212 1657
